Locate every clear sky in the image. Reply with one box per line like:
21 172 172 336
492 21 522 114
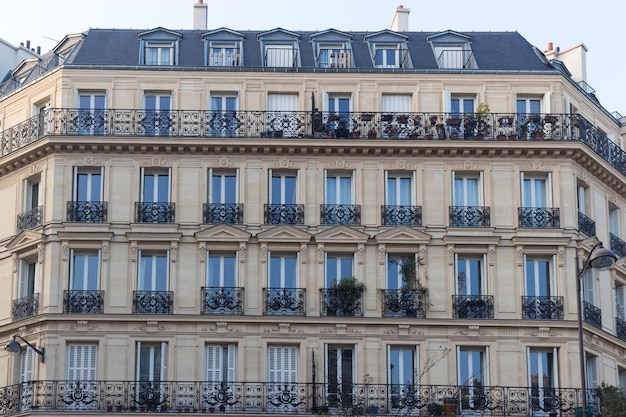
1 0 623 115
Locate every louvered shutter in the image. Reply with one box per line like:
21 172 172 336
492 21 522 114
617 286 626 320
67 344 97 380
268 346 297 384
586 356 599 389
20 348 35 382
227 344 236 382
381 95 410 113
160 342 168 381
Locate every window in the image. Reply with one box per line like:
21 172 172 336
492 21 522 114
325 173 352 205
616 285 626 321
268 345 298 386
270 172 297 205
527 348 557 413
327 96 351 137
66 343 98 409
523 256 561 320
451 98 474 116
323 172 358 225
144 42 174 65
135 251 171 314
386 174 413 207
207 252 237 287
610 206 621 238
206 344 236 411
67 250 101 313
520 173 557 228
619 368 626 393
266 171 302 225
20 346 36 382
19 258 37 299
265 44 296 67
386 254 417 289
143 94 172 136
14 258 38 320
318 46 350 68
326 345 355 408
20 175 42 230
517 99 542 138
451 172 487 227
517 99 541 117
137 168 173 223
69 167 106 222
458 347 488 412
206 170 241 224
78 93 106 135
136 342 168 409
434 46 472 69
382 95 411 138
208 43 239 66
374 46 400 68
582 268 596 305
269 253 298 289
586 355 599 390
204 252 241 315
325 254 354 287
454 255 491 319
267 94 298 137
210 95 238 136
388 346 417 408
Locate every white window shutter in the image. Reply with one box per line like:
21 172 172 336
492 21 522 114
20 348 35 382
227 344 236 382
206 345 223 382
67 344 98 380
160 342 168 381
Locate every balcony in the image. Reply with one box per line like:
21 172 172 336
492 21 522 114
263 288 305 316
521 296 564 320
577 211 596 237
132 291 173 314
583 301 602 329
320 204 361 226
11 293 39 320
135 202 175 223
617 317 626 342
449 206 490 227
452 295 494 319
381 205 422 226
63 290 104 313
16 206 42 230
321 288 363 317
201 287 243 315
66 201 108 222
610 232 626 258
203 203 244 224
381 288 427 318
264 204 304 225
0 380 597 416
518 207 560 228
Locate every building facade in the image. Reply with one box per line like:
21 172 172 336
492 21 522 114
0 5 625 417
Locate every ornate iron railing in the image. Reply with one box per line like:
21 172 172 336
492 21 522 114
16 206 42 230
610 233 626 258
0 380 599 416
521 296 564 320
66 201 108 222
518 207 560 228
63 290 104 314
577 211 596 237
263 288 306 316
135 202 175 223
449 206 491 227
320 204 361 226
11 293 39 320
132 291 173 314
201 287 244 315
264 204 304 225
583 301 602 329
381 288 427 318
320 288 364 317
202 203 244 224
452 295 494 319
380 205 422 226
616 317 626 342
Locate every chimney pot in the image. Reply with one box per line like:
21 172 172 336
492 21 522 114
547 42 553 51
26 40 31 49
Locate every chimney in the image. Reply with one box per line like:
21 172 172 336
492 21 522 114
194 0 208 30
389 5 410 32
26 40 31 49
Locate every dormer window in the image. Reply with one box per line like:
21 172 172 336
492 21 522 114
427 31 477 70
318 45 351 68
208 43 240 66
364 30 410 69
374 45 403 68
138 28 182 66
258 28 301 68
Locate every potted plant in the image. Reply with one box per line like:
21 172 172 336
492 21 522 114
334 119 350 138
367 128 377 138
474 102 490 139
360 113 374 122
396 114 409 124
329 277 366 313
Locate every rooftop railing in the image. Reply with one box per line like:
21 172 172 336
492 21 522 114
2 110 626 177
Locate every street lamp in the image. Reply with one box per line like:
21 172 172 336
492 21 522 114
576 241 617 417
4 335 45 363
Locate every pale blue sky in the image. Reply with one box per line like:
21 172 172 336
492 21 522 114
1 0 623 115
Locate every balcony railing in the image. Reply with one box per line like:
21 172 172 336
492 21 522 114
577 211 596 237
132 290 173 314
381 288 427 318
449 206 490 227
135 202 175 223
203 203 244 224
201 287 244 315
583 301 602 329
0 380 598 416
63 290 104 313
16 206 42 230
616 317 626 342
263 287 306 316
264 204 304 225
610 232 626 258
11 293 39 320
381 205 422 226
452 295 494 319
321 288 364 317
320 204 361 226
66 201 108 222
518 207 560 228
521 296 564 320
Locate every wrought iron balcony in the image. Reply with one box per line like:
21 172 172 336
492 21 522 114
381 205 422 226
321 288 364 317
135 202 175 223
320 204 361 226
449 206 490 227
264 204 304 225
583 301 602 329
203 203 244 224
16 206 42 230
521 296 564 320
381 288 427 318
610 232 626 258
11 293 39 320
577 211 596 237
66 201 108 222
132 290 173 314
616 317 626 342
263 287 306 316
518 207 560 228
63 290 104 314
201 286 244 315
452 295 494 319
0 380 598 416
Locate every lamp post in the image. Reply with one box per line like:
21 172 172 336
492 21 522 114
4 334 45 363
575 241 617 417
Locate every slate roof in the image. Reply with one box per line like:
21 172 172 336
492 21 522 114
67 28 555 72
